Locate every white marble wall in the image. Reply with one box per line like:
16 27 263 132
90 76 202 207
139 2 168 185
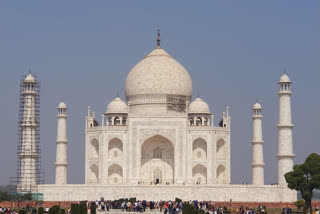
84 115 231 185
37 184 297 202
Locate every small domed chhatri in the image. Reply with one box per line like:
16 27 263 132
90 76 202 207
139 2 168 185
106 96 128 114
24 73 36 83
252 102 262 110
189 97 211 114
279 73 291 83
57 101 67 109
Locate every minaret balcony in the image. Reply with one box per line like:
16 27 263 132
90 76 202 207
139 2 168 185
277 91 292 95
55 162 68 166
251 163 265 167
276 154 296 159
276 124 294 128
22 91 38 95
56 140 68 144
251 140 264 145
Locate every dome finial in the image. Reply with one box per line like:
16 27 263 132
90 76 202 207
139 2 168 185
116 90 119 97
197 90 200 98
256 98 259 103
156 29 160 47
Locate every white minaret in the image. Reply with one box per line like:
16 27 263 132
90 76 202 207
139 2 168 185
251 101 264 185
277 73 295 186
19 73 39 192
55 101 68 184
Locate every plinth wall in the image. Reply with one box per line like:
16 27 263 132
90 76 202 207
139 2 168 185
37 184 297 202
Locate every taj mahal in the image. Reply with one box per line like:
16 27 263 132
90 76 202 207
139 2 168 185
18 33 297 202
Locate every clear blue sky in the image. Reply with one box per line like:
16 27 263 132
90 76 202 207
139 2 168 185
0 1 318 185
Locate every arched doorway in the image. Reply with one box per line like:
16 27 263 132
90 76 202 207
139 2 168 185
217 138 226 159
192 138 207 159
108 164 123 184
89 164 99 184
217 164 226 182
140 134 174 184
153 169 162 184
90 138 99 158
192 164 207 184
108 137 123 158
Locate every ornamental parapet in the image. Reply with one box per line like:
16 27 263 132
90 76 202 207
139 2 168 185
188 126 214 131
86 125 128 132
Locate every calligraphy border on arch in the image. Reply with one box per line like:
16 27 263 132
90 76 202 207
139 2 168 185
140 129 176 143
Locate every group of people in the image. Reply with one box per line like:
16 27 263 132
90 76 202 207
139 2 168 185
0 207 18 214
239 205 265 214
0 201 320 214
92 200 183 213
91 199 226 214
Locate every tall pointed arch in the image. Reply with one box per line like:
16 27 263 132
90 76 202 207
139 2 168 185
108 164 123 184
108 137 123 158
192 137 207 158
216 164 226 181
192 164 207 184
89 164 99 184
90 138 99 158
216 138 226 158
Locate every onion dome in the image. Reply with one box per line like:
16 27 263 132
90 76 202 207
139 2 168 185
106 97 128 114
125 47 192 101
252 102 262 110
188 97 211 114
57 101 67 109
24 73 36 83
279 73 291 83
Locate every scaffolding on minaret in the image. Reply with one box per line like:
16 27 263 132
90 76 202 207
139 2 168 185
12 73 44 193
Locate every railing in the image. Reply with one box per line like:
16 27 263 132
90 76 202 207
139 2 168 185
86 179 230 185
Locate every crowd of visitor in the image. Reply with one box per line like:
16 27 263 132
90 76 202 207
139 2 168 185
0 201 319 214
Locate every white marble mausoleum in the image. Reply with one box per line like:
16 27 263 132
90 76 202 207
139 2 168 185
26 33 297 202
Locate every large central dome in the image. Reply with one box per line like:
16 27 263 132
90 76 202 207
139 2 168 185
125 47 192 100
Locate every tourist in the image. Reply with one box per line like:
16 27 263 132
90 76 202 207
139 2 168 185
106 201 110 211
126 201 131 212
142 200 147 212
121 201 125 212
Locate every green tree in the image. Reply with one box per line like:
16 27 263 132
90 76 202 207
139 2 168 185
38 207 45 214
294 200 305 214
285 153 320 214
90 202 96 214
71 204 80 214
49 205 61 214
0 190 11 201
79 202 87 214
